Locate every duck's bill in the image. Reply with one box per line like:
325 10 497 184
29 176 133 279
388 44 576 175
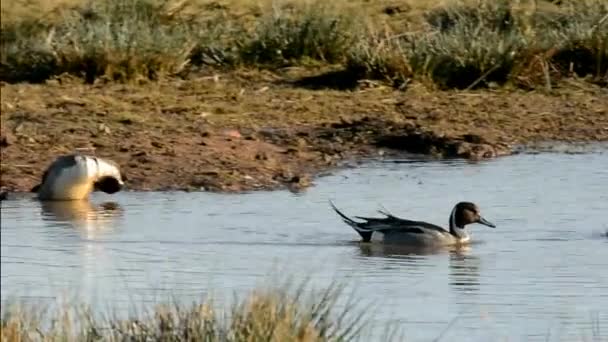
478 216 496 228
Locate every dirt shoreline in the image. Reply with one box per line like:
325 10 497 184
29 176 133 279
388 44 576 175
1 69 607 195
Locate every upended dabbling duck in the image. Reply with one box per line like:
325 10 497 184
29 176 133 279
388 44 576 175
31 154 126 201
330 201 496 246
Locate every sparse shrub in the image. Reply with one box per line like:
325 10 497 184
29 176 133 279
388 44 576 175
407 23 526 89
346 2 526 89
346 31 413 88
236 2 362 66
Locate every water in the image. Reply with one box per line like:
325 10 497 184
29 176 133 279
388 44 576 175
2 151 608 341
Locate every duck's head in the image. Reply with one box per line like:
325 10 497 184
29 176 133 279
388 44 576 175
93 175 125 194
452 202 496 229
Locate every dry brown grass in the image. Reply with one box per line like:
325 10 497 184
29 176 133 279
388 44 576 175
0 281 370 342
0 0 606 88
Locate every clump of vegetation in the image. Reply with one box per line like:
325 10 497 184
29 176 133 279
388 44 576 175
345 30 413 88
346 0 608 89
0 0 232 83
0 282 368 341
540 0 608 81
238 2 361 66
407 2 527 89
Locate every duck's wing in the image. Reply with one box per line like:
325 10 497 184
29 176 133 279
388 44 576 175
354 212 447 234
330 201 447 240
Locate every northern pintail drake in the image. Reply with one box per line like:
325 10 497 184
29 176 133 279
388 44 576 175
330 201 496 246
31 154 126 201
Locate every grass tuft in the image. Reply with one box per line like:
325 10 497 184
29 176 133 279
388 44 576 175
345 29 413 88
0 281 368 341
238 2 361 66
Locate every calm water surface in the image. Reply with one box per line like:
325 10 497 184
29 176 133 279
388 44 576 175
2 151 608 341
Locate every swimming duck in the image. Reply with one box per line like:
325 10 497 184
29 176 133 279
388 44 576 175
31 154 126 201
330 201 496 246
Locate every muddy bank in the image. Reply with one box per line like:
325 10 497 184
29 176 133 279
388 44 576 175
1 70 607 194
0 118 509 194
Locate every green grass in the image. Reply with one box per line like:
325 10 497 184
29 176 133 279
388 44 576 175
1 0 606 88
1 281 371 342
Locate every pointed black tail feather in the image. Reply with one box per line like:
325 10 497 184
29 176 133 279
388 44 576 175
329 200 373 242
329 200 358 225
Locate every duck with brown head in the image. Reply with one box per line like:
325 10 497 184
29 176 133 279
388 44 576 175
330 201 496 246
31 154 126 201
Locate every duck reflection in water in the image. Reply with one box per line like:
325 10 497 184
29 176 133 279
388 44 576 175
448 251 481 294
357 241 474 258
40 200 124 239
357 243 482 294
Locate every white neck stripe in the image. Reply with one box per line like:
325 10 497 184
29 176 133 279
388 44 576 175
449 205 457 231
